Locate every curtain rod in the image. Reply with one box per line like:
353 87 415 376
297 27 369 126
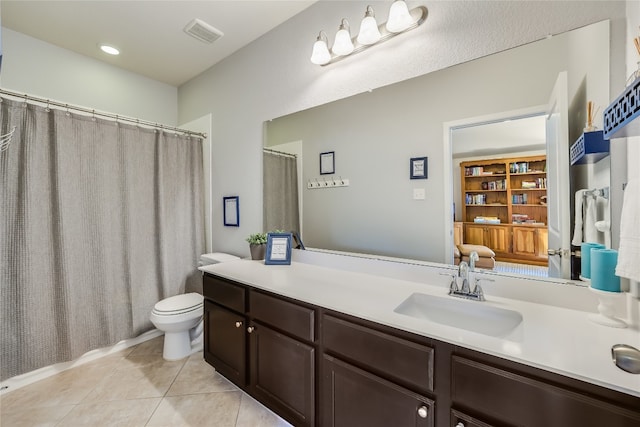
0 88 207 139
263 147 297 158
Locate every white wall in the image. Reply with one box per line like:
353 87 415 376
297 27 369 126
178 1 628 258
626 0 640 182
1 28 177 125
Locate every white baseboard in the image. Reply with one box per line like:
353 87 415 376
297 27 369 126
0 329 163 395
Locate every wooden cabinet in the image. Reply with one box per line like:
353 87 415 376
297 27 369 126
451 354 640 427
204 272 640 427
203 274 316 427
463 224 510 256
512 225 548 260
459 155 548 265
203 300 246 386
321 313 435 427
453 222 463 246
322 354 434 427
248 291 315 427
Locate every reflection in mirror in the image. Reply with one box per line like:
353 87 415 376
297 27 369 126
265 20 611 283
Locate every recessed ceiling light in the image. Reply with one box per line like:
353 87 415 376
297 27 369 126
99 44 120 55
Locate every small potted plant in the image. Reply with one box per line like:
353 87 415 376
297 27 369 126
246 232 268 260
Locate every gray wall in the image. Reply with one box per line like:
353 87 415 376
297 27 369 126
178 1 629 259
1 28 177 125
265 21 610 262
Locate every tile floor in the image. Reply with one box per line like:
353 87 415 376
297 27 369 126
0 336 292 427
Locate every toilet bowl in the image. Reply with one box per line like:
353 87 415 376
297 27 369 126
150 293 204 361
151 252 240 361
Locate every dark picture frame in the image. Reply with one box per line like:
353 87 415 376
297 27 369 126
320 151 335 175
264 232 293 265
223 196 239 226
410 156 428 180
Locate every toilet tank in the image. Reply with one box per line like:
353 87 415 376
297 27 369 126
199 252 240 266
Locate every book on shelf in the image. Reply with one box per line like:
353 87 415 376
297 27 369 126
473 216 501 224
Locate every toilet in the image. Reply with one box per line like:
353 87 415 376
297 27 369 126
150 252 240 361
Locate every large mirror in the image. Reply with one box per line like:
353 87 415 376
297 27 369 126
265 20 611 282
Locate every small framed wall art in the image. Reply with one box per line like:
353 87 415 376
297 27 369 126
264 232 293 265
223 196 239 226
320 151 335 175
410 156 428 180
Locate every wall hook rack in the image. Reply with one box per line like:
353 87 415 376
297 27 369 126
307 177 350 189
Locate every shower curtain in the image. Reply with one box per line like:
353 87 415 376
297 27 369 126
263 150 300 234
0 97 204 380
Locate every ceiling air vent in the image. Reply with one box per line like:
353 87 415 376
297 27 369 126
184 18 224 44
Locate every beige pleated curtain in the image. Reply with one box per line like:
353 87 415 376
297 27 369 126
0 97 204 380
263 150 300 235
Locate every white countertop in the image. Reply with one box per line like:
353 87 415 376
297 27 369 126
200 258 640 398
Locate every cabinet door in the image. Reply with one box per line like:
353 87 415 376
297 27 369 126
536 228 548 258
203 300 246 387
486 226 510 254
322 354 434 427
249 323 315 427
512 227 536 256
451 355 640 427
454 222 464 246
464 225 486 246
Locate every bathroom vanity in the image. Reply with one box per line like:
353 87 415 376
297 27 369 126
200 254 640 427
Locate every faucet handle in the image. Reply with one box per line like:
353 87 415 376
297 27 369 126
472 277 494 301
440 272 458 293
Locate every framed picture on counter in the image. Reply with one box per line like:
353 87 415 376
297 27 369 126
264 232 292 265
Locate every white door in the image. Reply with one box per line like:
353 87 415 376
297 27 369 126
546 72 571 279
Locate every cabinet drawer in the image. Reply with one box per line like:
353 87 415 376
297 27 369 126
451 355 640 427
323 314 434 394
203 274 245 313
250 290 315 342
450 409 495 427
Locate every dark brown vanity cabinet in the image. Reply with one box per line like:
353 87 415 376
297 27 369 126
321 314 436 427
450 353 640 427
203 274 316 427
204 273 640 427
203 276 247 386
248 290 316 427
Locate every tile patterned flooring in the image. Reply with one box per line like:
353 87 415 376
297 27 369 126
0 336 292 427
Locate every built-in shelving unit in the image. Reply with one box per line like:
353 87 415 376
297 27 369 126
460 155 548 265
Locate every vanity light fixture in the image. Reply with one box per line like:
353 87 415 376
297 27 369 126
310 31 332 65
310 1 428 66
357 6 382 45
386 0 414 33
332 19 355 56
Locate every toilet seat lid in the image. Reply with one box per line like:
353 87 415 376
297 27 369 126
154 293 203 313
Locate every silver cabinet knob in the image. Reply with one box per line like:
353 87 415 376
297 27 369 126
235 321 242 328
455 422 465 427
247 326 255 333
417 405 428 419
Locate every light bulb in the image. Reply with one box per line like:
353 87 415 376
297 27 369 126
332 19 354 56
357 6 381 45
310 32 331 65
386 0 414 33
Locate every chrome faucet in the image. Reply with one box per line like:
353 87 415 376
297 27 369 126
468 250 479 271
443 256 489 301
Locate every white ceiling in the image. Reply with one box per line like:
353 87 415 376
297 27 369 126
452 115 547 158
1 0 316 87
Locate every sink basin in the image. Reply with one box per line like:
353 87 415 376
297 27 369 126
394 293 523 337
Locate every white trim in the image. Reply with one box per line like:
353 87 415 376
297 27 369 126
0 329 163 395
442 105 547 264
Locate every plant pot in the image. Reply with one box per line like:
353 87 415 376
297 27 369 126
249 243 266 260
